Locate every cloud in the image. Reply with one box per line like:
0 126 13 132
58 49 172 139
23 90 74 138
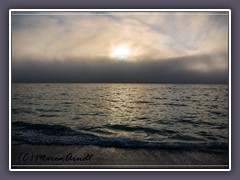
11 11 229 83
12 54 228 83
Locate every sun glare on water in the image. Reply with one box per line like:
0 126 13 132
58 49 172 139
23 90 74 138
111 45 131 61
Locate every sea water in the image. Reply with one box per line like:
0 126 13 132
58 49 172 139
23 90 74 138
12 83 229 151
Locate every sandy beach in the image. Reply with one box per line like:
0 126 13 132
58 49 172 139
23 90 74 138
11 143 229 169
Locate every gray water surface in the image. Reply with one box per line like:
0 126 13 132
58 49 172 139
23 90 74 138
12 83 229 150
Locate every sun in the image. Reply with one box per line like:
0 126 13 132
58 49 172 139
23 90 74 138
111 45 131 61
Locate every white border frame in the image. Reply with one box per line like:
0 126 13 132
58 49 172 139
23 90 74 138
9 9 231 171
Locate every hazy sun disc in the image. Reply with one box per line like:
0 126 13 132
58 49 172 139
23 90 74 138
111 45 131 60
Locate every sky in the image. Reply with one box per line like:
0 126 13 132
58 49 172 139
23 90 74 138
12 11 229 83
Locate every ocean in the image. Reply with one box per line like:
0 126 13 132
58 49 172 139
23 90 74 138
11 83 229 152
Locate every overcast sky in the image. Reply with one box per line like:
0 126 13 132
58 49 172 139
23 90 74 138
12 11 229 83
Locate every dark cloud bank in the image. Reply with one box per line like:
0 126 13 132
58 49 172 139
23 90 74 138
12 55 228 84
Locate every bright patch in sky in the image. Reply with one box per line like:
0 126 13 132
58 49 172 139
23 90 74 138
111 45 131 60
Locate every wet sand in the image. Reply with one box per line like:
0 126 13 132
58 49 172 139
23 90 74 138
11 143 229 169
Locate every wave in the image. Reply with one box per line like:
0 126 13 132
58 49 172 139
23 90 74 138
12 108 33 114
174 119 225 127
137 117 149 120
12 121 78 136
105 124 175 135
131 101 154 104
12 121 228 151
154 97 167 100
38 114 59 117
35 108 63 114
163 103 187 107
